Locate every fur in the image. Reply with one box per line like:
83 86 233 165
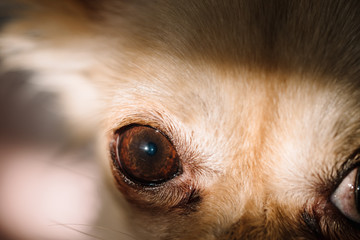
1 0 359 239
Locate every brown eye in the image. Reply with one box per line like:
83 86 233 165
114 125 181 185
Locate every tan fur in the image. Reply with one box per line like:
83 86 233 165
1 0 360 239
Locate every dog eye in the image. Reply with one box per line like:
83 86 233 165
331 167 360 223
113 125 180 185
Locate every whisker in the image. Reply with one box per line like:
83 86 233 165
49 221 137 240
48 221 105 240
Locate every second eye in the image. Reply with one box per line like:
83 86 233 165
331 167 360 223
114 125 181 186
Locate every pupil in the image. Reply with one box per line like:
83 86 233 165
141 142 157 156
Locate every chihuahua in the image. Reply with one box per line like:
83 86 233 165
0 1 359 239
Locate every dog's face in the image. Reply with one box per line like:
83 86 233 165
99 56 360 239
1 1 360 239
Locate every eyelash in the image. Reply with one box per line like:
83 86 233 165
332 149 360 194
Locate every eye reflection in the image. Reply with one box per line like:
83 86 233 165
141 142 158 156
331 167 360 223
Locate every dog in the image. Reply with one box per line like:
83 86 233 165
0 1 359 239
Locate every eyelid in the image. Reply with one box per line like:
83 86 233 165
109 111 178 139
332 147 360 193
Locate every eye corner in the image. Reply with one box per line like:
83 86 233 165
305 148 360 236
303 197 360 238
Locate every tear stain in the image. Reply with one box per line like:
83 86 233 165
301 210 322 237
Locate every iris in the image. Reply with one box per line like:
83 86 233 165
114 125 180 185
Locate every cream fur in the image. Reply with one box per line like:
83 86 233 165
1 1 359 239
